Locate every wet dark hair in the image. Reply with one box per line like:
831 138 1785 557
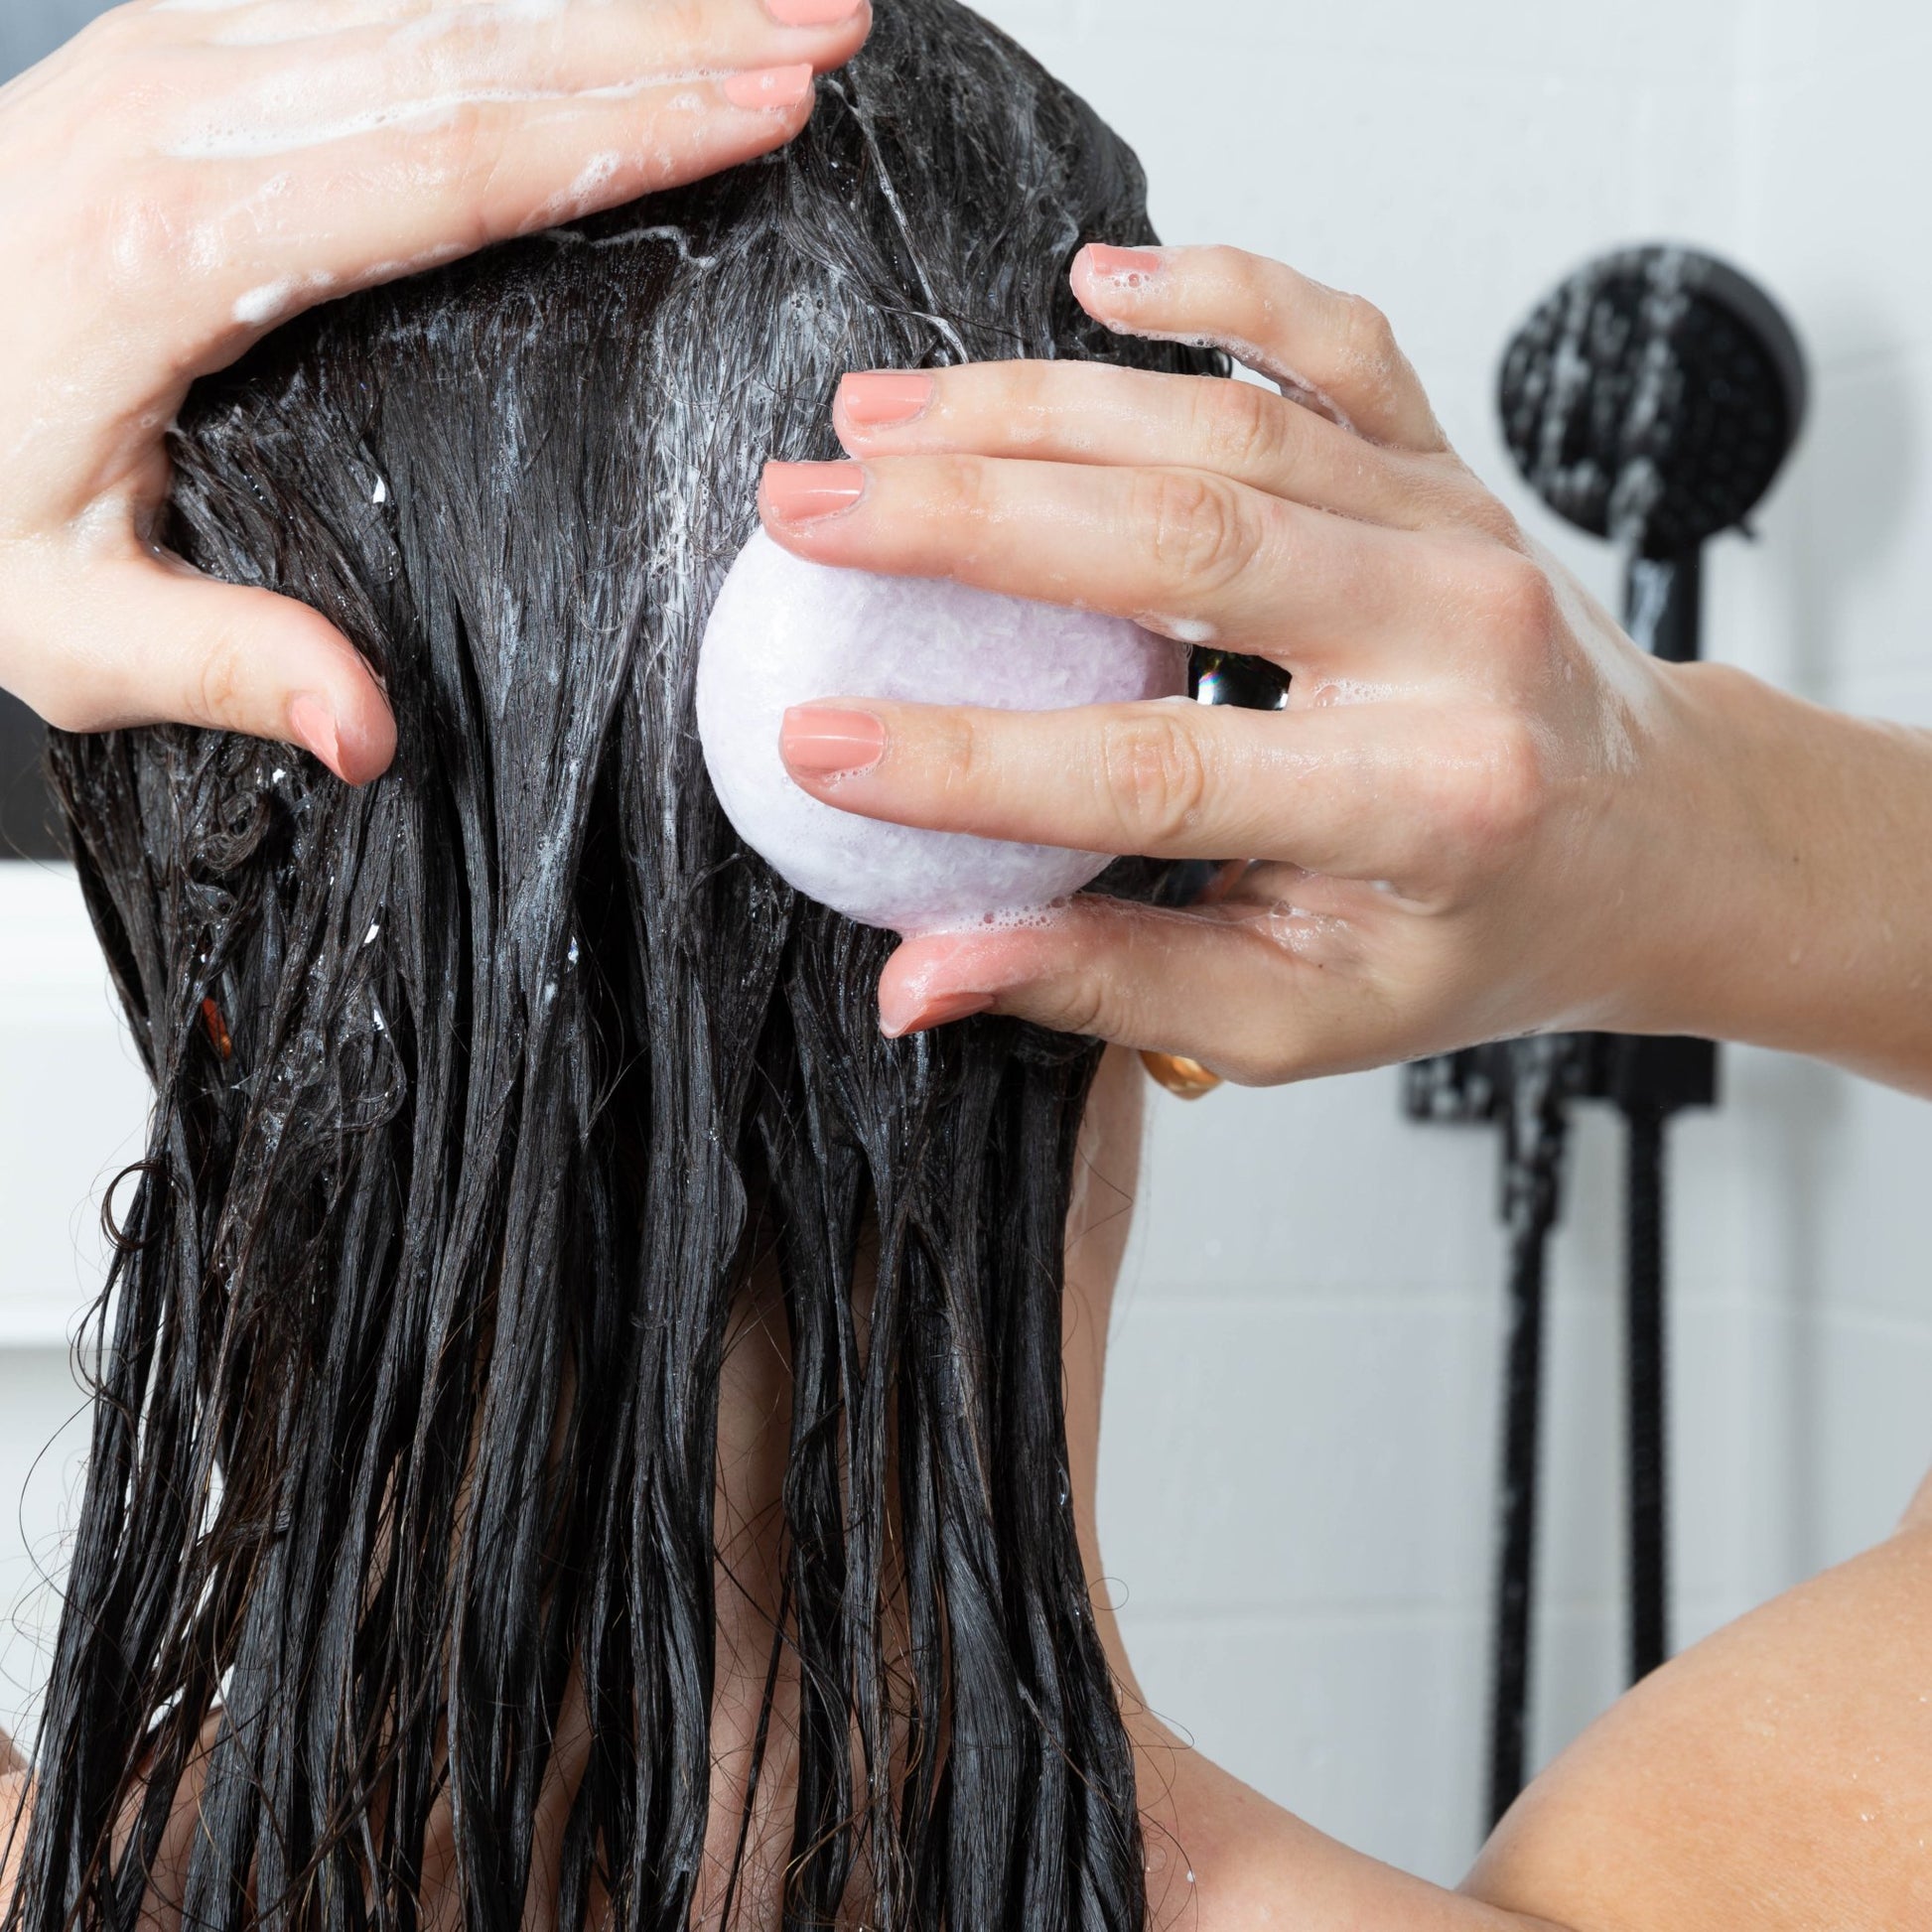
10 5 1211 1929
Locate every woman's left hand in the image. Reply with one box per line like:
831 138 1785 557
756 242 1768 1084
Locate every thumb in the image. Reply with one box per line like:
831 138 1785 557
44 554 396 785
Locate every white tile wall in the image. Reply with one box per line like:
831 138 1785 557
0 1351 92 1753
4 0 1931 1895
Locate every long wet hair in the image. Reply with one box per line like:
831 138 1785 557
9 6 1209 1929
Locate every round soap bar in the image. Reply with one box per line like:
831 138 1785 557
696 530 1187 933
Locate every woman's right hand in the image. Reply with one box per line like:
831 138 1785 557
0 0 868 784
765 243 1932 1097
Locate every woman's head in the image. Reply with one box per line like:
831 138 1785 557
17 7 1209 1928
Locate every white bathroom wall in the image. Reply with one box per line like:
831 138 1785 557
3 0 1931 1896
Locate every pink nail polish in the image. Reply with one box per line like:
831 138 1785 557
839 369 934 428
882 989 994 1038
761 461 867 523
288 693 342 776
763 0 863 23
723 63 815 111
780 706 886 776
1084 243 1166 290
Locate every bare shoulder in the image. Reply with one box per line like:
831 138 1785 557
1464 1521 1932 1931
1127 1713 1568 1932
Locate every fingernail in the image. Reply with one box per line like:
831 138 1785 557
288 693 343 776
1083 243 1166 290
763 0 863 22
780 705 886 776
881 988 995 1038
761 461 867 523
724 63 815 110
839 369 934 428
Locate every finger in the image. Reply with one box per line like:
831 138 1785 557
876 896 1407 1086
759 453 1465 667
32 555 396 784
131 0 870 342
779 696 1532 887
1072 243 1446 455
149 0 866 69
833 360 1489 534
179 67 835 338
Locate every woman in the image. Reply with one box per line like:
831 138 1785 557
4 7 1509 1927
7 5 1932 1932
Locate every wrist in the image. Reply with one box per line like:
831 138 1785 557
1622 659 1932 1092
1612 657 1789 1038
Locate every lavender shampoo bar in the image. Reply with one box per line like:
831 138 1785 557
696 530 1186 933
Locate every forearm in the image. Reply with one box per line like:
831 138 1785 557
1634 661 1932 1094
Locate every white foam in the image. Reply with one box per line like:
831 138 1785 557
232 271 335 328
531 148 621 227
1143 613 1218 645
1097 315 1360 436
163 70 692 162
696 531 1186 934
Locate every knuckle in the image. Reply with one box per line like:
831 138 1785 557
1474 548 1562 655
1049 978 1112 1040
1448 712 1548 855
1459 485 1525 548
439 99 513 223
1005 358 1072 433
1197 378 1290 477
1338 291 1400 372
1095 710 1210 849
192 633 249 734
1412 458 1522 546
932 708 994 807
1452 544 1561 664
1137 470 1258 593
1214 243 1275 308
441 95 494 171
95 168 203 292
930 453 994 526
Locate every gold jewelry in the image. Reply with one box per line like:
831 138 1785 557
1139 1049 1223 1100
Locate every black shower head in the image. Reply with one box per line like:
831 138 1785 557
1497 245 1807 561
